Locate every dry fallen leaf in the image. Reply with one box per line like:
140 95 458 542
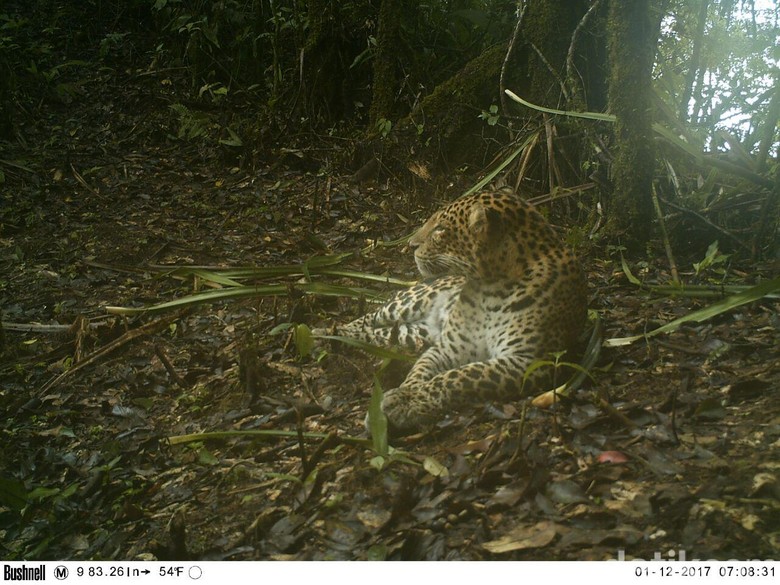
531 389 557 409
482 520 558 553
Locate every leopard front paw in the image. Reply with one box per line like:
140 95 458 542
364 386 434 436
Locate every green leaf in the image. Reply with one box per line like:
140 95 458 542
693 241 729 276
367 544 388 561
295 323 314 358
422 456 449 478
620 256 642 286
268 322 295 335
522 358 554 389
464 132 538 197
106 282 386 315
504 89 704 162
605 275 780 347
188 268 244 287
197 448 219 465
167 429 370 448
369 455 386 471
61 482 79 498
504 89 616 122
0 477 29 511
27 486 61 501
219 126 243 147
314 335 416 362
368 376 388 457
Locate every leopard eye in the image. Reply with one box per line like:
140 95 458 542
432 225 446 239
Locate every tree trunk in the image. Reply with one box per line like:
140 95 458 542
506 0 608 193
369 0 403 128
679 0 710 121
605 0 657 248
302 0 352 122
521 0 596 108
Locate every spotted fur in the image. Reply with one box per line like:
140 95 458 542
324 189 587 433
318 275 464 352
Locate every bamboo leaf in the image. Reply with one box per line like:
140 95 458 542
620 256 643 286
188 268 244 287
504 90 616 122
619 259 777 300
318 268 415 287
368 376 389 457
504 89 703 161
422 456 449 478
167 429 370 448
315 335 416 362
605 275 780 347
106 282 387 315
156 253 352 282
465 133 538 196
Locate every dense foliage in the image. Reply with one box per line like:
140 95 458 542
0 0 777 247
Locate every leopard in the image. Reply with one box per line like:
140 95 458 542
319 188 588 434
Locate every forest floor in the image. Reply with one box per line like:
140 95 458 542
2 58 780 562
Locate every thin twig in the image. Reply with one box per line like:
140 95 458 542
296 404 310 478
669 374 686 445
499 1 528 118
70 164 101 198
565 0 604 107
594 394 638 430
652 185 680 284
528 42 570 103
155 343 187 388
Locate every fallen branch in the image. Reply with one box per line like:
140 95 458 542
36 314 177 396
2 320 110 333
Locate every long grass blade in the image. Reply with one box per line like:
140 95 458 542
504 89 704 161
315 335 417 362
605 275 780 347
620 258 780 299
465 133 539 196
106 282 388 315
504 89 616 122
167 429 370 447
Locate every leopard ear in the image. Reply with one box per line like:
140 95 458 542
468 201 503 239
468 201 488 235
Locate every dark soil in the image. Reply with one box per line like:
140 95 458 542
2 56 779 562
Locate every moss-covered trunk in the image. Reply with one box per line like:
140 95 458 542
605 0 657 248
521 0 601 109
506 0 607 192
301 0 359 122
369 0 403 128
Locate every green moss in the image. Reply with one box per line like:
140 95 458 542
408 43 506 137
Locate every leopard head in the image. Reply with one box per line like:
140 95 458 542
409 189 559 280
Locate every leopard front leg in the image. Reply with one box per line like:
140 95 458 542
380 347 538 433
